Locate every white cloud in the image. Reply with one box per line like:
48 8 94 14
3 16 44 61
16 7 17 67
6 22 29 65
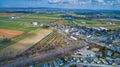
68 0 78 4
97 0 104 3
78 0 91 6
48 0 61 3
47 0 120 9
79 2 87 5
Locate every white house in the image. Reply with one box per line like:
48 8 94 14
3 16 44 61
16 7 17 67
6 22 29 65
65 29 69 33
106 22 115 25
31 22 38 26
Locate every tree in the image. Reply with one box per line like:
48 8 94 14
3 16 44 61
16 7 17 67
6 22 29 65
70 64 76 67
111 51 115 57
1 36 11 43
101 47 107 58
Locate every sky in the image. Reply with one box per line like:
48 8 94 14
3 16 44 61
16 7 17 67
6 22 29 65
0 0 120 10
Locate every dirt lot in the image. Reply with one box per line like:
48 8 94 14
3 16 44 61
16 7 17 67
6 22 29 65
0 29 52 58
0 29 25 39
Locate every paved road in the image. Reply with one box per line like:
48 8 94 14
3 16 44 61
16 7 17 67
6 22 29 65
1 43 88 67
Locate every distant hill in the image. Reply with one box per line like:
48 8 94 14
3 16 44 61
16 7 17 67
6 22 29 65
0 7 120 13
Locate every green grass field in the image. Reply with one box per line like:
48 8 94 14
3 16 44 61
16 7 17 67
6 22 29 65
75 19 101 24
0 13 62 32
66 19 120 29
66 19 102 26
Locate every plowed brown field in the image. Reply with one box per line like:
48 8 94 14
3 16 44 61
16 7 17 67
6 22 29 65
0 29 25 39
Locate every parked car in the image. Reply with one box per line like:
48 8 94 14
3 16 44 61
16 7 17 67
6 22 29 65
56 59 64 66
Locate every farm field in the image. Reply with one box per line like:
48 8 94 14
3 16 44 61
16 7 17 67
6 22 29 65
1 12 119 32
0 13 63 32
0 31 69 65
0 12 64 50
67 19 120 29
0 29 52 59
0 29 25 39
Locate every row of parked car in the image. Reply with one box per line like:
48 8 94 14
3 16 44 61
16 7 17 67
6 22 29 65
73 56 115 65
